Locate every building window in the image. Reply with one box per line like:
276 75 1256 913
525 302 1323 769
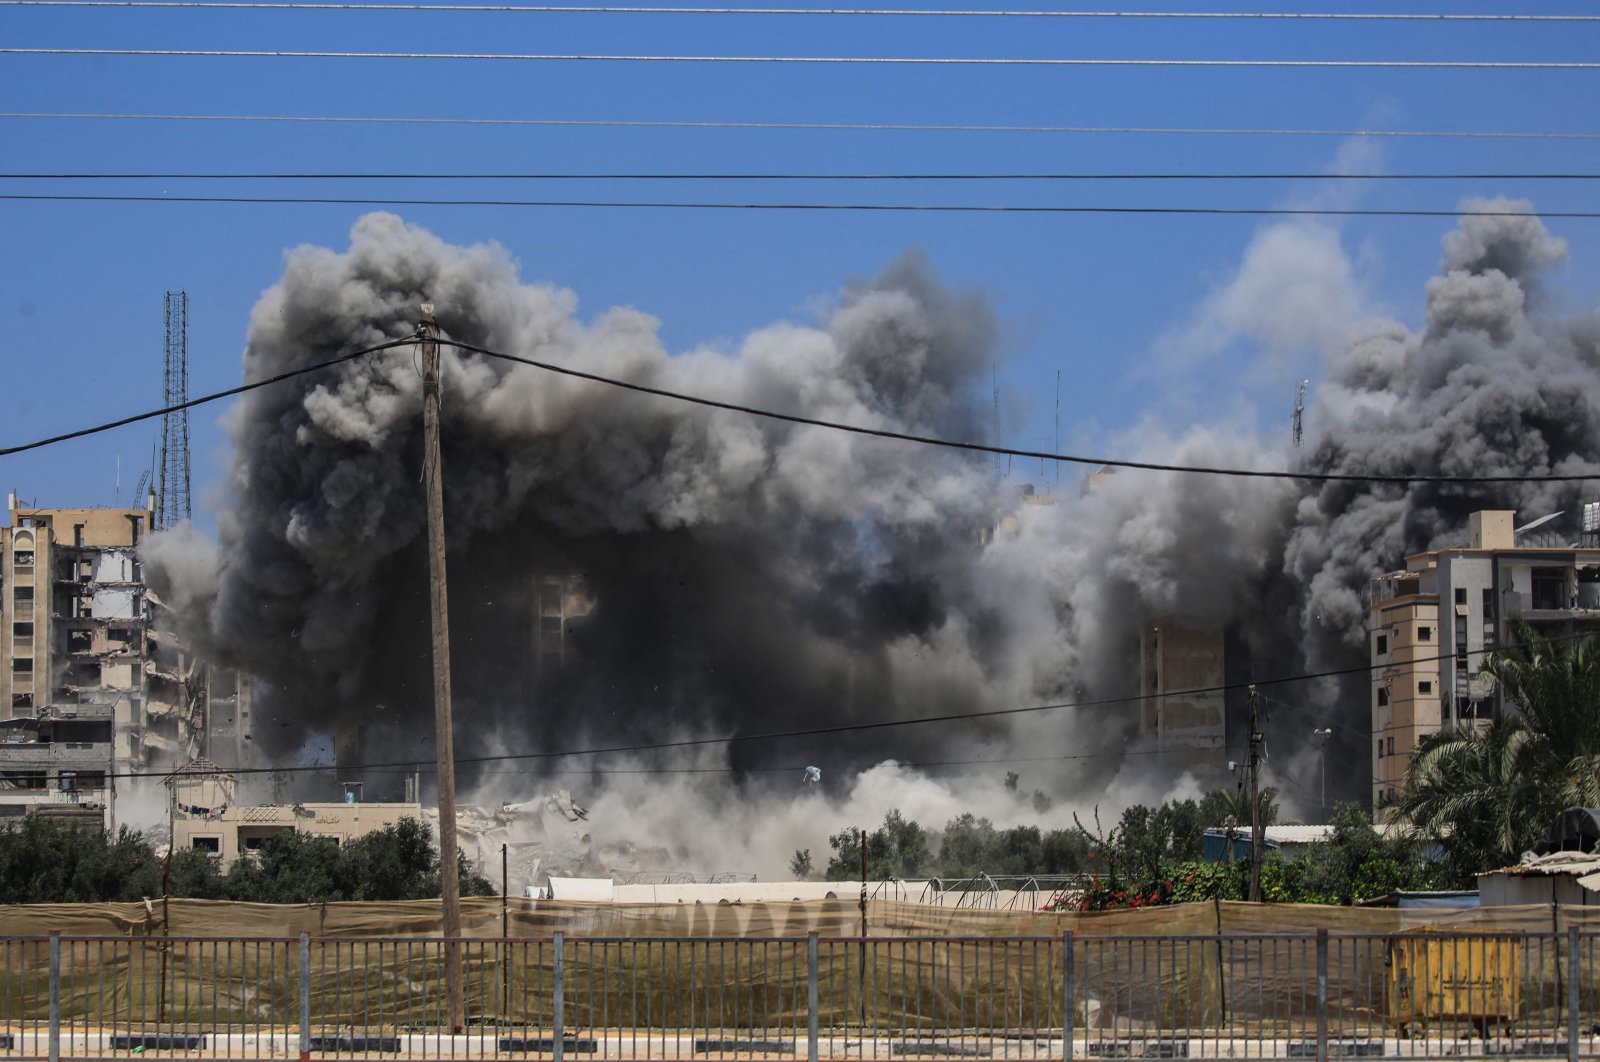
1377 740 1384 759
1387 737 1395 756
1419 680 1433 694
1377 687 1389 707
1376 633 1388 655
191 837 221 854
1455 588 1468 605
1418 625 1433 642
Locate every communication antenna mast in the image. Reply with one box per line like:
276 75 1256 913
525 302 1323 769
1291 379 1308 449
158 291 192 528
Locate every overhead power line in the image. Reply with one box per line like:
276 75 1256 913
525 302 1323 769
5 47 1599 68
442 338 1600 484
7 193 1600 221
6 113 1597 141
6 330 1599 482
9 170 1600 181
1 2 1595 20
111 635 1569 782
0 335 409 458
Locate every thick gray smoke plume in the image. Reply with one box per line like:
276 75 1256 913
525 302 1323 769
158 212 1074 787
1290 198 1599 672
147 202 1600 857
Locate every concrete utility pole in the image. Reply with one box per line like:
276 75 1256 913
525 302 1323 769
1248 685 1264 904
420 304 464 1033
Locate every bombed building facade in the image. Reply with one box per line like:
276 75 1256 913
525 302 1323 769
0 495 209 820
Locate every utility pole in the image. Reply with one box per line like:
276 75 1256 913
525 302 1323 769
1248 685 1264 904
420 304 464 1033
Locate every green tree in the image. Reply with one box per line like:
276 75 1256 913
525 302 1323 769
1197 785 1279 834
0 819 162 904
225 832 344 903
1481 618 1600 808
788 849 814 880
825 810 932 880
1389 716 1548 878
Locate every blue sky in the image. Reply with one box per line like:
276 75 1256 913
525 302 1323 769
2 0 1598 524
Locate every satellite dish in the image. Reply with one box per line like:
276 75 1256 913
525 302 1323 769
1515 511 1564 535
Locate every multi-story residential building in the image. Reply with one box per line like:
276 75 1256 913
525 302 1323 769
0 494 204 823
1369 509 1600 814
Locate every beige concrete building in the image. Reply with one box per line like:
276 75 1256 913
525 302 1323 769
1139 623 1227 775
1369 509 1600 815
1 494 205 823
167 759 421 870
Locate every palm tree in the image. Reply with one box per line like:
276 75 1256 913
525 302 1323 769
1387 716 1549 877
1480 618 1600 808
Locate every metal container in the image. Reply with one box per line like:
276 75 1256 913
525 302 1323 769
1388 931 1522 1036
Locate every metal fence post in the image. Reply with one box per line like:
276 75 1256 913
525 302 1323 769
1316 929 1328 1062
553 932 565 1062
807 932 820 1062
1062 932 1075 1062
47 932 60 1062
1568 926 1580 1062
298 933 311 1062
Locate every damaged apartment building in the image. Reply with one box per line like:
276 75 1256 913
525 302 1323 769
0 495 212 823
1369 509 1600 814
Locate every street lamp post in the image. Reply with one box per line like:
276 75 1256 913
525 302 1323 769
1313 728 1333 820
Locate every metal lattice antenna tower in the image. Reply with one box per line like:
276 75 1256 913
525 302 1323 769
1291 378 1308 449
158 291 192 528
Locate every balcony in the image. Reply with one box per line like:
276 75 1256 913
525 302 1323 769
1503 588 1600 619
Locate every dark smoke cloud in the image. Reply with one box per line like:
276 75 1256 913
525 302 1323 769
156 213 1059 786
147 200 1600 824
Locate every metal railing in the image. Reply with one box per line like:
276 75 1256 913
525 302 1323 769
0 929 1593 1060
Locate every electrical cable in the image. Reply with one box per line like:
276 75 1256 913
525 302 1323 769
8 328 1599 482
7 193 1600 222
0 334 414 458
104 635 1589 781
5 113 1596 141
10 170 1600 181
441 337 1600 485
2 2 1596 20
5 47 1600 68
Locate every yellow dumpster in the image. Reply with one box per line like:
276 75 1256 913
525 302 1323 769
1388 932 1521 1036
